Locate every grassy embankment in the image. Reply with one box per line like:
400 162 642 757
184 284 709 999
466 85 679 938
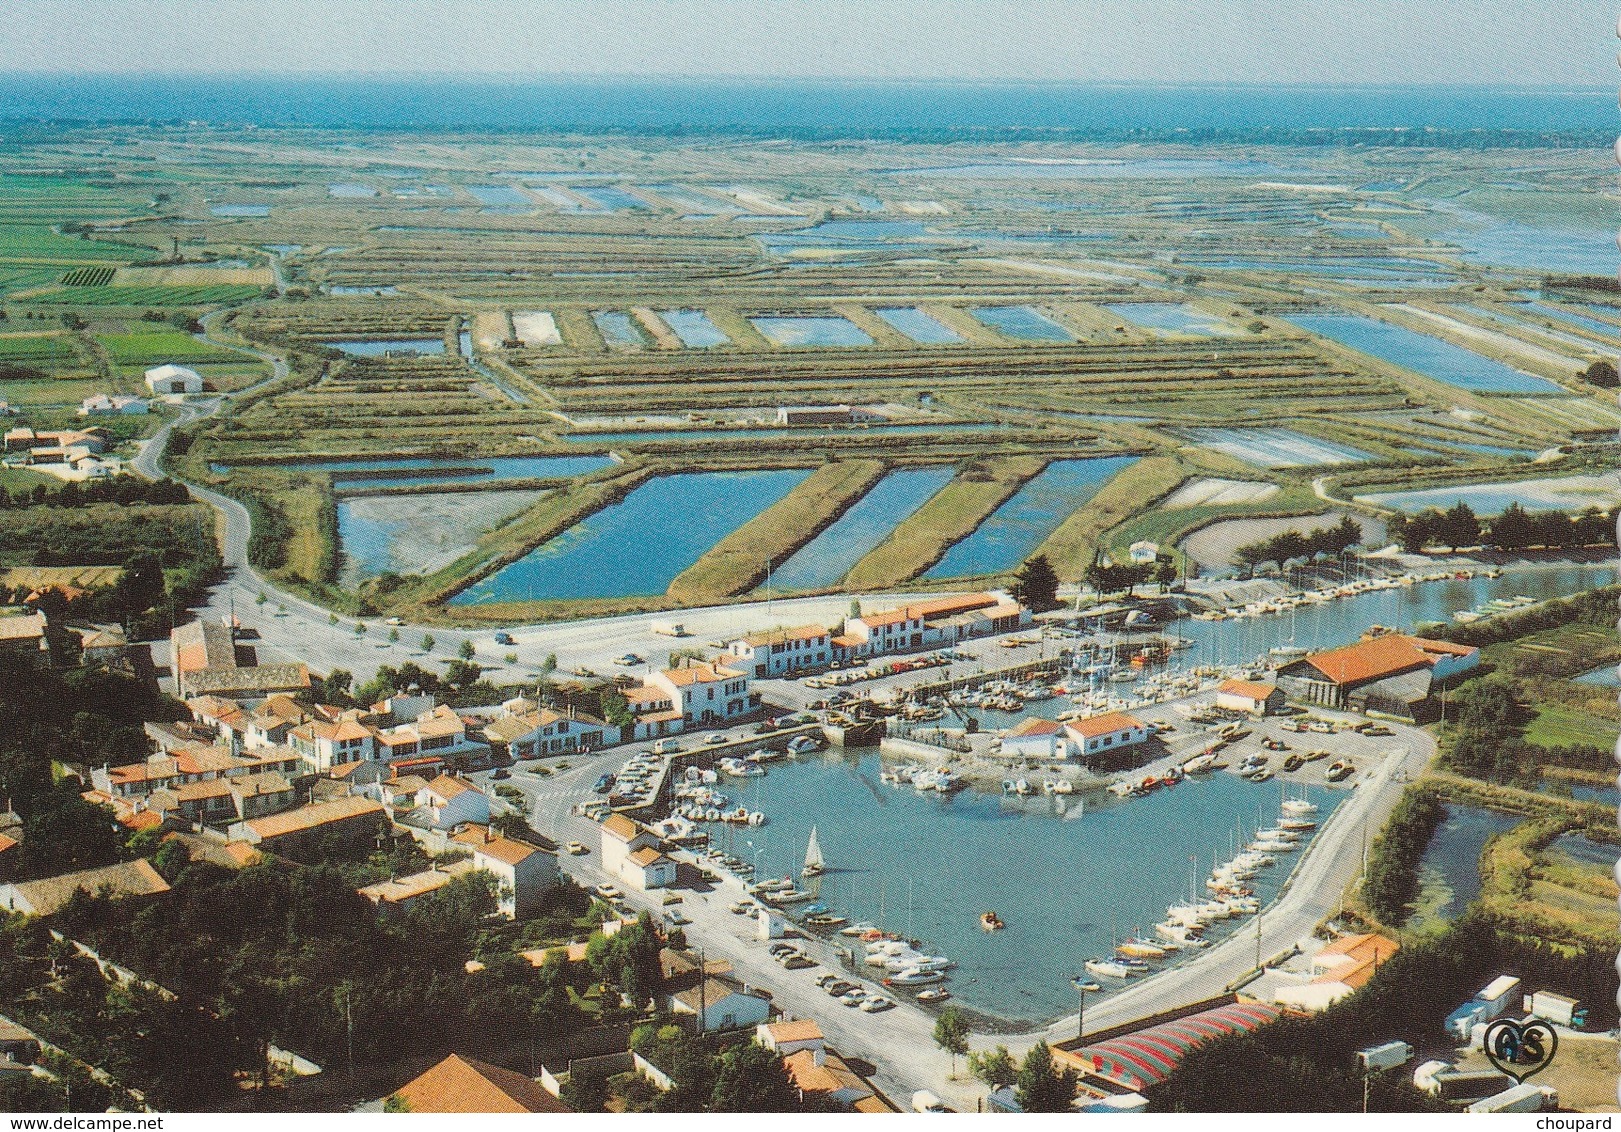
666 459 886 604
842 454 1048 590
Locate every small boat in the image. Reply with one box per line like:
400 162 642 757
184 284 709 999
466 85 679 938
886 968 946 986
806 913 847 928
916 987 951 1003
1117 938 1167 959
981 911 1005 931
1281 799 1318 816
1084 957 1134 979
839 921 876 936
802 826 826 878
1278 816 1317 831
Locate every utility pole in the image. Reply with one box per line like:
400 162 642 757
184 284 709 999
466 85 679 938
1254 901 1263 972
1072 978 1087 1041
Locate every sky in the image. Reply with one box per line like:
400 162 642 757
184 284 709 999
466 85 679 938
0 0 1615 86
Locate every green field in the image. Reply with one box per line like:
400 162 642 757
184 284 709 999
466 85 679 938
0 224 139 262
30 284 265 307
98 330 249 367
0 334 79 365
1525 703 1619 750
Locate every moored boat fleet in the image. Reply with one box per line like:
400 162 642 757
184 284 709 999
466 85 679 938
1082 794 1321 982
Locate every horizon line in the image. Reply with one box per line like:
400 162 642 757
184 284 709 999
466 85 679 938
0 72 1611 94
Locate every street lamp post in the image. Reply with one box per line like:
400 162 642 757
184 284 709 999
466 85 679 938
1071 976 1088 1041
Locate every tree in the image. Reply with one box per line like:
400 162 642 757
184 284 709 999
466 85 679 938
542 652 557 674
1437 502 1479 552
1011 554 1060 611
710 1042 800 1111
151 838 190 882
1015 1041 1077 1112
1487 502 1532 550
420 633 435 653
1152 557 1179 594
559 1063 610 1112
383 1094 412 1113
354 622 367 638
458 639 476 661
600 688 634 731
969 1044 1018 1090
933 1005 970 1075
389 628 400 644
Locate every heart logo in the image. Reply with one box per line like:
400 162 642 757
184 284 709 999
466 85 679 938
1482 1017 1558 1083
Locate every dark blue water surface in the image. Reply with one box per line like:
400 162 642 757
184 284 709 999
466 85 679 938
1286 313 1568 395
452 468 810 602
927 456 1136 578
720 749 1343 1021
771 466 956 591
4 77 1606 134
1418 803 1522 921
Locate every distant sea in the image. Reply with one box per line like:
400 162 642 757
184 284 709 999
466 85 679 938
0 76 1611 136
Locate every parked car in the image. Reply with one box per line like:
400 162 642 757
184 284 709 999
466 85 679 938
664 909 691 926
385 617 405 626
613 653 642 666
593 884 622 900
704 732 727 745
784 955 816 970
594 774 615 793
494 631 515 646
565 841 588 856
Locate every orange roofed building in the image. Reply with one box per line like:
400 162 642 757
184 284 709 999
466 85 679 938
1276 634 1478 720
389 1053 570 1113
1272 932 1401 1013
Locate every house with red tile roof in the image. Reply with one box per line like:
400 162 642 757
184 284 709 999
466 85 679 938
1062 711 1149 762
389 1053 570 1113
1215 679 1285 716
645 660 755 729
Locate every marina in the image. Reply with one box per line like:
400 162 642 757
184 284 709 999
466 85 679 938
683 747 1343 1023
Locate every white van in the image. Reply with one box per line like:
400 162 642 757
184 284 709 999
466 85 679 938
651 738 682 755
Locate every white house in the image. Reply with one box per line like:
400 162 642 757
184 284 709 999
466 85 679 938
1215 678 1286 717
669 978 771 1032
999 717 1061 759
288 714 377 772
144 364 204 395
1128 540 1161 565
599 814 677 890
727 624 833 678
483 706 620 759
645 661 754 728
78 393 148 416
414 774 490 830
1062 711 1149 761
453 826 560 919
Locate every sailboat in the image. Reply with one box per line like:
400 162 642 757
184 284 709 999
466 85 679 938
801 826 826 878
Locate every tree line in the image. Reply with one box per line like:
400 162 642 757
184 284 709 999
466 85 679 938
0 477 193 512
1362 786 1447 925
1390 501 1613 554
1234 515 1362 572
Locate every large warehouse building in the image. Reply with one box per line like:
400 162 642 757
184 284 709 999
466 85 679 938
1275 632 1478 721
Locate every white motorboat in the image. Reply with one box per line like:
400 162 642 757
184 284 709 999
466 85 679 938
1084 957 1134 979
1281 798 1318 817
839 921 876 936
886 967 946 986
